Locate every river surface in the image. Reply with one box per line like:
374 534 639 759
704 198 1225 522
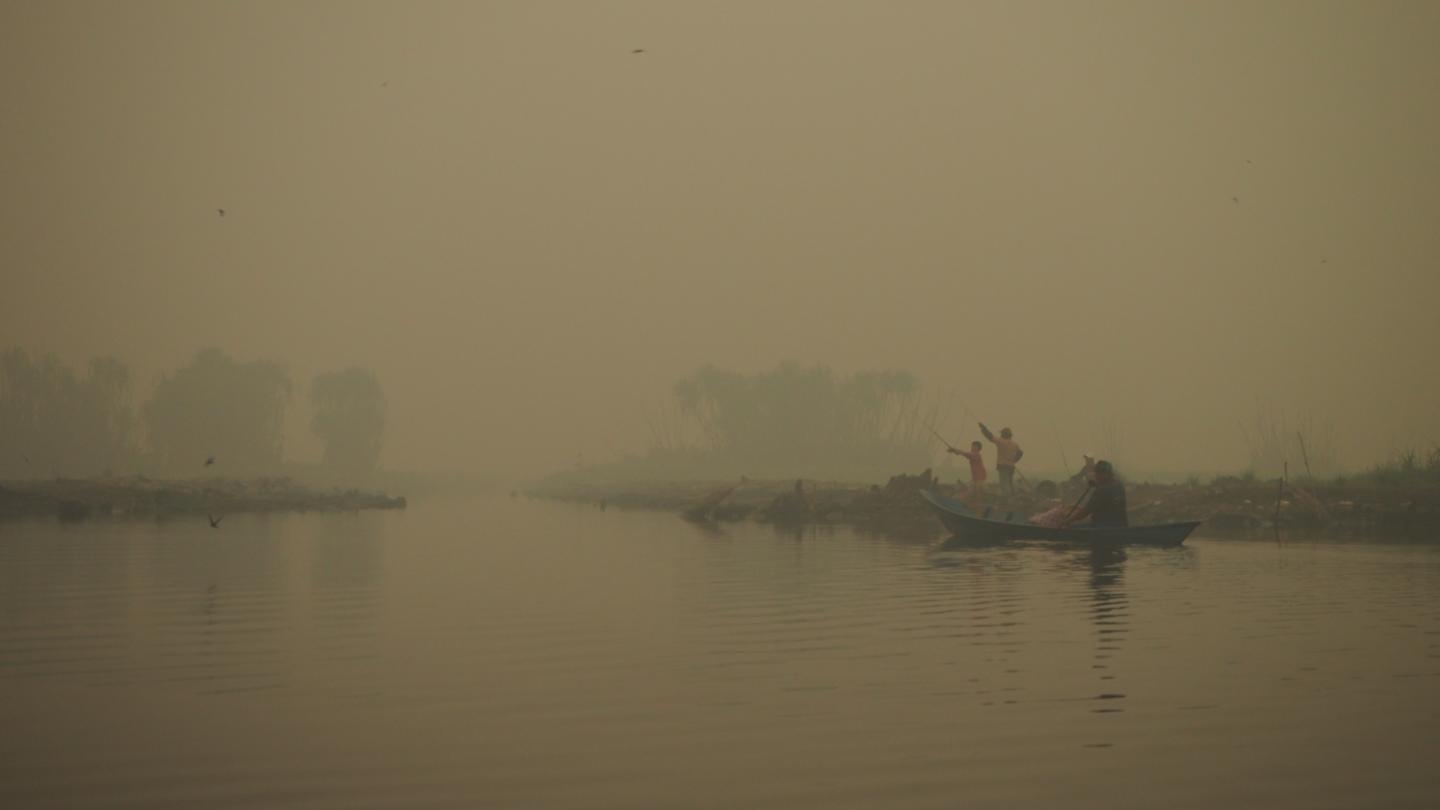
2 495 1439 809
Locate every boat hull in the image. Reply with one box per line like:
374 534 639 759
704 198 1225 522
920 490 1199 547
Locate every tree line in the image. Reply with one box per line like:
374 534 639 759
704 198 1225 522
0 347 385 480
638 362 939 480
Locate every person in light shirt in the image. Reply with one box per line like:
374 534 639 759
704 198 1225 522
979 423 1023 497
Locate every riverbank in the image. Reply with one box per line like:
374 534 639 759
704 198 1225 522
529 470 1440 537
0 476 407 521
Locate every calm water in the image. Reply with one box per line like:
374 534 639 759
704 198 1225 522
2 495 1439 809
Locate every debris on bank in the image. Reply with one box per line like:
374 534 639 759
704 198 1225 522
0 476 407 522
531 469 1440 538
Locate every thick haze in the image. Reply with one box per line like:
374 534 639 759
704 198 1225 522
3 1 1438 478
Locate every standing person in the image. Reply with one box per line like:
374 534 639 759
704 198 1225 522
1063 460 1128 527
947 440 987 506
979 423 1023 497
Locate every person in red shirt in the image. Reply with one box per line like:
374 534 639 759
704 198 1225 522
948 440 987 506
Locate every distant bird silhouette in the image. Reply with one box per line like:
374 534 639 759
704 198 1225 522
632 49 645 54
380 81 389 87
1320 259 1328 264
207 514 224 528
1231 196 1240 204
204 456 215 467
1245 159 1253 165
217 208 226 217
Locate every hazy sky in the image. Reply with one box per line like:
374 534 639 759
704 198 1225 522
3 0 1438 477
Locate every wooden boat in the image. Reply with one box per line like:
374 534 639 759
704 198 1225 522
920 490 1199 547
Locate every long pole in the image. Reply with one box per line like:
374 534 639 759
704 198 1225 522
1296 432 1313 479
1274 460 1287 526
925 423 959 452
952 396 981 433
1053 422 1072 478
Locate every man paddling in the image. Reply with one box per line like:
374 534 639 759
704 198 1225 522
979 423 1023 497
1062 460 1128 528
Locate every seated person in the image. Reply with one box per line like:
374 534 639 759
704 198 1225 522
1061 460 1128 528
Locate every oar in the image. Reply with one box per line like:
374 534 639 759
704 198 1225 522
1060 482 1094 527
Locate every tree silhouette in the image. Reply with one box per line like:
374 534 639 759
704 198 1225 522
309 367 385 478
671 363 932 478
0 348 137 477
143 348 291 474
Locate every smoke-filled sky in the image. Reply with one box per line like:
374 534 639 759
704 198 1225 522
4 0 1438 477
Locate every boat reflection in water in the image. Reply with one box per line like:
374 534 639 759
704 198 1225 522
932 527 1143 740
1080 545 1127 691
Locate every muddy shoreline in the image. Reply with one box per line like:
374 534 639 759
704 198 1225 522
529 471 1440 538
0 476 407 522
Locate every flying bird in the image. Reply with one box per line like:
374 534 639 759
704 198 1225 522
207 514 224 528
632 49 645 54
204 456 215 467
1231 196 1240 204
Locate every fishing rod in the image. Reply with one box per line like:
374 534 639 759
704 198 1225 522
924 423 960 453
1052 422 1072 479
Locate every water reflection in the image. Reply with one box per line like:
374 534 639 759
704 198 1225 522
310 512 383 591
149 512 290 595
5 501 1440 810
935 535 1016 552
0 511 394 697
1078 546 1128 701
307 513 385 693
